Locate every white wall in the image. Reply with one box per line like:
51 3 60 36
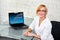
0 0 60 24
0 0 17 24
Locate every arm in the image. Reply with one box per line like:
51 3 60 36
24 17 41 39
23 28 31 36
40 22 52 40
24 28 41 40
23 28 38 37
24 17 36 36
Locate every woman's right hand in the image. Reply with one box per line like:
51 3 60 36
23 31 28 36
23 28 31 36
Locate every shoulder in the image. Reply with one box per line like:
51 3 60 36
32 16 39 23
44 17 52 25
34 16 39 20
45 17 51 22
45 17 52 26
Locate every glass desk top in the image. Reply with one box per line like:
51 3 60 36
0 18 33 40
0 26 33 40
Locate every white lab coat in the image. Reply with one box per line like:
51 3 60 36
29 16 54 40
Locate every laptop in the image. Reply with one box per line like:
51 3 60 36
9 12 28 29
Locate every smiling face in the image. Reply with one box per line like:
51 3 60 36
37 7 46 17
36 4 47 18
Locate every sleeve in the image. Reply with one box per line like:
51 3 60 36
29 17 36 30
40 21 52 40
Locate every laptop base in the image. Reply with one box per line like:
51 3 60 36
10 24 28 30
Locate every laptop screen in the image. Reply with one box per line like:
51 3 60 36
9 12 24 24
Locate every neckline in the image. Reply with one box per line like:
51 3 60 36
38 17 46 27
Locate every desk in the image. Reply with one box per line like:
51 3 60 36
0 18 33 40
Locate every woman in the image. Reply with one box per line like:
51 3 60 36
24 4 54 40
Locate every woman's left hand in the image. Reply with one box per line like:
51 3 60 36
27 32 41 39
33 34 40 39
36 35 40 39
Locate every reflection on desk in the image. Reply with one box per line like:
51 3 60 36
0 18 33 40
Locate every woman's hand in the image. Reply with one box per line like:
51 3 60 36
24 31 34 36
35 35 40 39
23 28 31 36
33 34 41 39
23 28 41 39
24 31 41 40
23 31 28 36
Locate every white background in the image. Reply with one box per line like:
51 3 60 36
0 0 60 24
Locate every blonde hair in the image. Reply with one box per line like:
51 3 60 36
36 4 48 15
